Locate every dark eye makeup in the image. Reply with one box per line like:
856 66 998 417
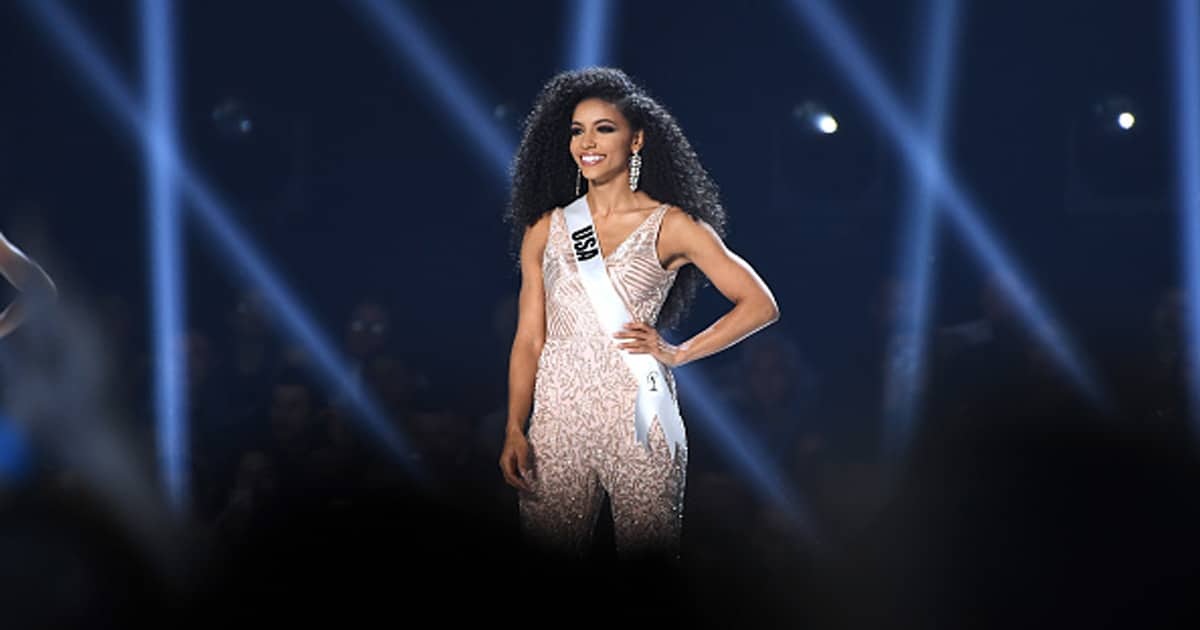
570 124 618 135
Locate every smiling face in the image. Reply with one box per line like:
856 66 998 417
570 97 644 188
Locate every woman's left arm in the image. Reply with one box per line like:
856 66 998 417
615 208 779 367
0 232 57 338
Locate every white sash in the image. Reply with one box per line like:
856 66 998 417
562 195 687 459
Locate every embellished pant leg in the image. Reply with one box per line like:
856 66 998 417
602 422 688 561
517 420 605 559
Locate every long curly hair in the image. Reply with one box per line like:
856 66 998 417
504 67 728 331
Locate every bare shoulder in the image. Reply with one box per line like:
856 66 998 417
661 205 719 242
658 205 723 272
528 207 559 237
0 231 19 264
521 207 557 259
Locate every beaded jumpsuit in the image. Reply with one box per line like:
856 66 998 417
519 203 687 559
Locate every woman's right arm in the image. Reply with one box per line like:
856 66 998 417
499 212 550 490
0 231 57 339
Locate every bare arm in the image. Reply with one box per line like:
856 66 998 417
661 207 779 367
505 212 551 438
0 231 57 338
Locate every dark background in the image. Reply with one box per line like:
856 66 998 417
0 0 1177 396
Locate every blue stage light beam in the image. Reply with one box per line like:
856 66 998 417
1171 0 1200 428
566 0 615 70
349 0 515 181
178 172 419 466
786 0 1104 404
22 0 424 479
674 365 819 543
882 0 962 460
142 0 188 514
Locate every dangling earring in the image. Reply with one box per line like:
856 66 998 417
629 150 642 192
575 168 583 196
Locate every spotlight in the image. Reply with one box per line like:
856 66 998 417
566 0 614 69
786 0 1104 402
774 100 880 203
792 101 839 134
881 0 962 462
143 0 187 514
205 96 292 203
1089 95 1138 135
1074 94 1166 197
211 97 254 138
1171 0 1200 429
19 0 422 476
349 0 516 181
816 113 839 134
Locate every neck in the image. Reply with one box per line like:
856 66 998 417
585 173 640 218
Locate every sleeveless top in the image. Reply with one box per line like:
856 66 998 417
542 203 678 339
531 203 680 444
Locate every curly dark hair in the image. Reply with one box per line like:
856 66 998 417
503 67 728 331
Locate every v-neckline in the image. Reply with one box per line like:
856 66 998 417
591 203 667 261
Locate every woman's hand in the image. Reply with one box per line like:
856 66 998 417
499 429 535 492
613 321 682 367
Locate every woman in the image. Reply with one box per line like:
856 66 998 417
500 67 779 560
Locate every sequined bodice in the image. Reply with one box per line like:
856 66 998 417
524 203 686 555
542 204 678 339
